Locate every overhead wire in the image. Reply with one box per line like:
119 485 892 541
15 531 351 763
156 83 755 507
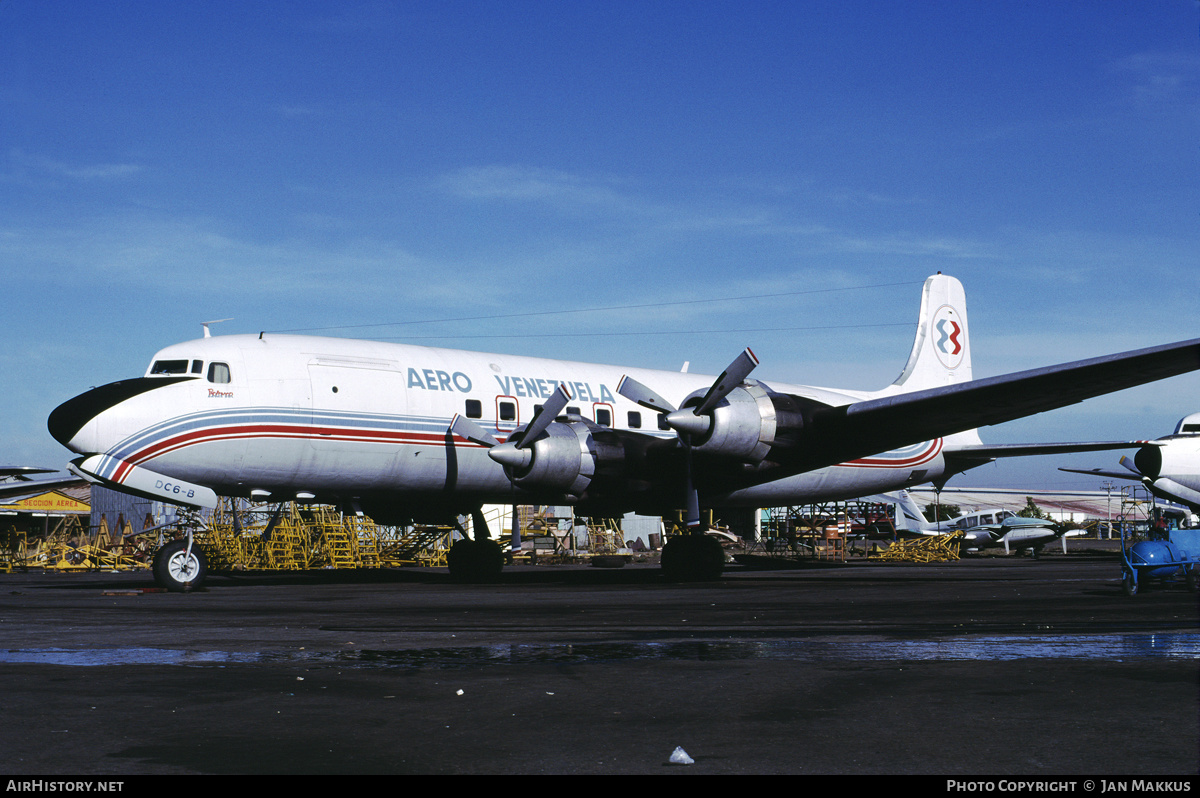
366 321 916 341
263 279 925 340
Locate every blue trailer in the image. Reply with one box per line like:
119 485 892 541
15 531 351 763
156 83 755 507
1120 524 1200 596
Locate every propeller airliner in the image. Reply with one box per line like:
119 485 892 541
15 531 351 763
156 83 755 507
48 274 1200 586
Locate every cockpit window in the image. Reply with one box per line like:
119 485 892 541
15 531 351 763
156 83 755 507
207 362 231 384
150 359 190 375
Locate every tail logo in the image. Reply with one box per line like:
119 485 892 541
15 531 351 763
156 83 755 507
932 305 964 369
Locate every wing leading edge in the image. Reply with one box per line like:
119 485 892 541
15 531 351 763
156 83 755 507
765 336 1200 480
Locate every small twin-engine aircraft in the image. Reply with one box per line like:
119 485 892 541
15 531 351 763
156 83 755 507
48 274 1200 587
875 493 1077 556
1062 413 1200 511
956 515 1081 557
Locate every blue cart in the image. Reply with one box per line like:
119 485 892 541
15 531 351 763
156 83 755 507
1120 524 1200 596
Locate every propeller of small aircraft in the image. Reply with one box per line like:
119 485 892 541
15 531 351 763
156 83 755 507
617 347 759 528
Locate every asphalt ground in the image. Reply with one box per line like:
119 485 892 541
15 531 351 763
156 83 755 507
1 547 1197 778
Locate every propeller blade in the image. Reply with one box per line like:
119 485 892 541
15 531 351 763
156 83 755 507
616 375 677 414
517 383 571 449
695 347 758 416
1119 455 1142 475
683 446 701 528
488 384 573 471
450 414 500 448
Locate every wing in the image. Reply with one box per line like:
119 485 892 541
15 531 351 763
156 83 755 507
0 466 57 481
0 475 87 502
942 441 1147 477
792 336 1200 474
1058 466 1141 482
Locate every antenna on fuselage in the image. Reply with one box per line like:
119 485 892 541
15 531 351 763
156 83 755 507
201 319 234 338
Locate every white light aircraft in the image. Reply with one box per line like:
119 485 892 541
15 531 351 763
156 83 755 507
1062 414 1200 511
48 274 1200 586
958 515 1079 557
882 493 1077 556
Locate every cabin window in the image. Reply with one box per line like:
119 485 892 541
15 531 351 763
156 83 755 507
150 359 190 375
567 406 581 416
628 411 642 429
658 414 670 431
207 362 231 384
499 401 516 422
465 399 482 419
596 408 612 427
191 360 204 374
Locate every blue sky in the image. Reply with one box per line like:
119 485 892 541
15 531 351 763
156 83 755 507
3 1 1199 492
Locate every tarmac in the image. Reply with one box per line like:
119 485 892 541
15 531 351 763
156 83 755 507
1 545 1197 776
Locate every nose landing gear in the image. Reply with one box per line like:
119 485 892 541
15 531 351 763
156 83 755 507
152 539 208 592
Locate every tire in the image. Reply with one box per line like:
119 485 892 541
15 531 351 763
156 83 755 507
153 539 207 592
661 535 725 582
1122 569 1138 597
446 538 505 582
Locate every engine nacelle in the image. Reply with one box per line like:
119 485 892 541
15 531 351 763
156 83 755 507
677 381 808 463
505 418 616 498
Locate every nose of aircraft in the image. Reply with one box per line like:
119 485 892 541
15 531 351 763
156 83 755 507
49 392 97 453
48 377 180 453
1133 445 1162 479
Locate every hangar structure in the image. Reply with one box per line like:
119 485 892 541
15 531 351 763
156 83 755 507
906 486 1159 526
0 479 90 537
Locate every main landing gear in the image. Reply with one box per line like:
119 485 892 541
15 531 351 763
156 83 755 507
660 533 725 582
446 508 505 582
446 538 505 582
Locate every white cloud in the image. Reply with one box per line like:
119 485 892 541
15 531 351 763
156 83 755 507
7 149 143 181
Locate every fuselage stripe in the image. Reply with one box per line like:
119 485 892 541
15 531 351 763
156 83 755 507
112 414 942 474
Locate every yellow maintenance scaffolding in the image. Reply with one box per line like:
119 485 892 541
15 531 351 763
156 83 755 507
869 532 962 563
0 499 458 574
187 500 455 572
1 513 154 573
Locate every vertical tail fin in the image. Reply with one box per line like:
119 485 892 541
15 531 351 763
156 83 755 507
889 273 972 393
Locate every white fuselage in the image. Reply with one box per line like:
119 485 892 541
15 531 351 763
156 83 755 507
55 333 954 515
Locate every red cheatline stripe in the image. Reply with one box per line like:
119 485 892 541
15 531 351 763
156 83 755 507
125 424 488 466
847 438 942 469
